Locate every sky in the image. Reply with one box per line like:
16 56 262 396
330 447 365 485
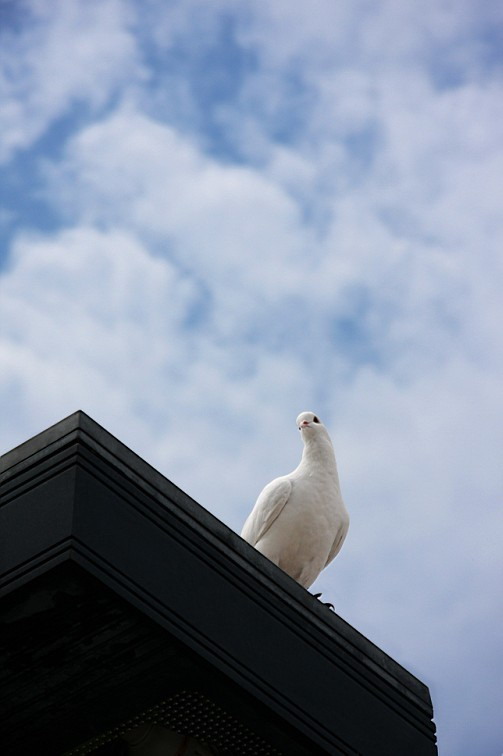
1 1 502 753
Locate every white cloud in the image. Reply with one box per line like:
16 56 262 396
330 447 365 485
0 223 313 512
1 226 193 443
0 0 144 162
42 107 317 326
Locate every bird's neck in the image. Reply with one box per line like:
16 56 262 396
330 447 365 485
299 434 340 484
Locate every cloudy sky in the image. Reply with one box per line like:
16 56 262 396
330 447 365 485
1 1 502 752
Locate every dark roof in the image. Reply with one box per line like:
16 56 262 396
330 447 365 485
0 411 437 755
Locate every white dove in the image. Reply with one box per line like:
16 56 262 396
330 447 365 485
241 411 349 590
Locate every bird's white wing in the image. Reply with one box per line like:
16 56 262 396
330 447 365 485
241 477 292 547
324 512 350 568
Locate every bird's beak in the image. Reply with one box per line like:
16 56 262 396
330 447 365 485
300 420 311 429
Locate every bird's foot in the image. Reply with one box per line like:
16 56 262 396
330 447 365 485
313 592 335 611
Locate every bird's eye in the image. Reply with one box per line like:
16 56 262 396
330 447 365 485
313 416 320 423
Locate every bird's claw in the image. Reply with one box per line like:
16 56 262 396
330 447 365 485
313 592 335 611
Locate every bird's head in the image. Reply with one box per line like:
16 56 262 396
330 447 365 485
296 411 323 433
296 411 335 458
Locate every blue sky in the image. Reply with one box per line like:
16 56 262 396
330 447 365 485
1 1 502 753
